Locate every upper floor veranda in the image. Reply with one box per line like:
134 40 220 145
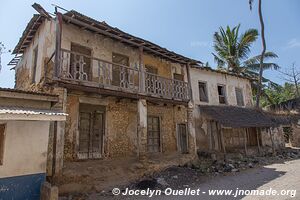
11 8 201 104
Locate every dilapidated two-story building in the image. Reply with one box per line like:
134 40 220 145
10 4 199 186
8 3 293 195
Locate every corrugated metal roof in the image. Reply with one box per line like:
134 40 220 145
0 107 67 116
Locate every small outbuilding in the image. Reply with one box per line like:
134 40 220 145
0 88 66 200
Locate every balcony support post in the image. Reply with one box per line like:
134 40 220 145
139 46 145 94
186 62 193 101
137 99 147 160
185 62 196 155
54 11 62 78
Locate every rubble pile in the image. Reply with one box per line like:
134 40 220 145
129 148 300 191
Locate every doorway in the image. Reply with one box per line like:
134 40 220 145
78 104 105 159
178 124 188 153
147 116 161 153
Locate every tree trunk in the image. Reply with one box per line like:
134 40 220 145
255 0 266 108
293 66 300 97
268 128 276 155
244 128 248 156
256 128 261 154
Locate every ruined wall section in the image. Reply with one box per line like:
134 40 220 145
143 54 186 80
190 68 253 106
64 93 138 161
64 91 188 161
261 127 285 149
61 23 187 81
291 124 300 147
147 104 187 153
15 19 56 91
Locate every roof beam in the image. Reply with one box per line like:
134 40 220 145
32 3 52 19
63 14 188 64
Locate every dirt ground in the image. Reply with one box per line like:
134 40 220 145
58 153 195 195
60 148 300 200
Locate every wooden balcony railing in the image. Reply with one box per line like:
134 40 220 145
145 72 189 100
55 49 189 101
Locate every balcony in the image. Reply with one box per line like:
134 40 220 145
54 49 190 101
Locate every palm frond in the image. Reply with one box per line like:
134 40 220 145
245 70 281 89
244 51 278 65
238 28 258 60
246 63 280 71
212 53 226 68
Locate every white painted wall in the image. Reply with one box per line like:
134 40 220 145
0 121 50 178
190 67 253 106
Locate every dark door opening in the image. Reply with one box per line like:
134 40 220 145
147 116 161 153
78 104 104 159
178 124 188 153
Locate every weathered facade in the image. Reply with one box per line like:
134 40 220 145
190 66 286 156
9 4 294 196
269 98 300 147
0 88 66 200
11 4 198 188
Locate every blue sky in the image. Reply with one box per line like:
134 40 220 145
0 0 299 88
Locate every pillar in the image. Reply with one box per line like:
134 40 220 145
187 101 197 155
139 47 145 94
137 99 147 159
51 121 65 179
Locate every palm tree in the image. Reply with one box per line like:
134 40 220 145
212 25 278 74
249 0 266 108
212 25 279 89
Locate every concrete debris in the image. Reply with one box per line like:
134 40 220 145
59 148 300 199
156 177 169 187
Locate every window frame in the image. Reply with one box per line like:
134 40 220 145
112 52 130 87
217 84 227 104
112 52 129 66
70 42 93 81
145 65 158 74
173 73 184 81
198 81 209 102
0 123 6 165
235 87 245 106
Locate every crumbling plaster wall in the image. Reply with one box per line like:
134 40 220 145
61 23 186 80
147 104 187 153
291 124 300 147
191 68 253 152
62 23 139 73
190 68 253 106
261 127 285 149
64 93 139 160
15 19 56 90
193 110 209 151
64 93 137 160
63 91 188 160
143 54 186 80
